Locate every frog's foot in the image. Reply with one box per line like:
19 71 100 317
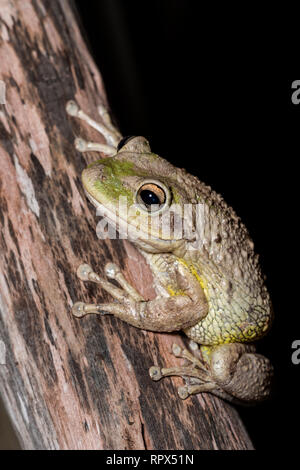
72 262 145 318
149 343 218 400
66 100 122 155
149 342 274 403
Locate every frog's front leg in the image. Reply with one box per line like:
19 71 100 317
72 261 208 332
150 341 274 403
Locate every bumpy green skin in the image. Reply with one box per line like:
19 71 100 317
78 133 273 404
92 159 136 204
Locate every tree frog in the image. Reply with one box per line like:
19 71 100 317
66 100 273 404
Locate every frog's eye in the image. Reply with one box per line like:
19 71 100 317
136 181 169 213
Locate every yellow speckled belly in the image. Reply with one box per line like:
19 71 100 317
181 259 272 346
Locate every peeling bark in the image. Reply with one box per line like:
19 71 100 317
0 0 253 450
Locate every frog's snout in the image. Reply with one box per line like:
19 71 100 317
82 163 104 189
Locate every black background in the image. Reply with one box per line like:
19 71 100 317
75 0 298 451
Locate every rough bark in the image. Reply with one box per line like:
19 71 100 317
0 0 253 450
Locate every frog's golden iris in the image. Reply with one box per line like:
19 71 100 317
136 182 166 210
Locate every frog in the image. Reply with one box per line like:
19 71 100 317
66 100 274 404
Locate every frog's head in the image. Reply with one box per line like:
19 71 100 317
82 136 196 254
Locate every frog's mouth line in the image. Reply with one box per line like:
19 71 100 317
84 190 163 243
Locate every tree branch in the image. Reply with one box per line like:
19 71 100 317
0 0 253 450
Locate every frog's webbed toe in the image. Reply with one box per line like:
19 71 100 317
72 262 146 320
104 262 145 301
72 301 123 318
149 343 218 400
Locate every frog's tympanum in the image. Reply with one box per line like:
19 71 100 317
66 100 273 404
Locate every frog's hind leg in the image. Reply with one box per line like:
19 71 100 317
150 341 274 404
66 100 122 155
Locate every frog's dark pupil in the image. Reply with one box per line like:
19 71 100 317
140 190 160 206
